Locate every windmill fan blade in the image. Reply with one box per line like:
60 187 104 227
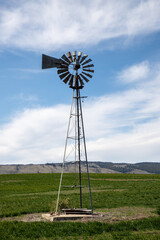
79 54 88 64
83 64 94 68
68 75 74 87
77 52 82 61
82 71 92 78
57 67 68 71
42 54 62 69
82 59 92 66
63 74 71 84
59 59 69 67
57 68 68 75
80 73 89 82
67 52 73 63
61 54 71 64
72 51 77 61
83 69 94 73
59 71 69 80
74 73 79 87
78 75 84 86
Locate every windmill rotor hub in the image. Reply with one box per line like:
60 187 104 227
74 60 80 70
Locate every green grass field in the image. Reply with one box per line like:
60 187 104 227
0 173 160 239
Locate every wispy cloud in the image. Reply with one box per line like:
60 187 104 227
9 68 42 74
0 0 160 51
12 93 39 102
0 60 160 164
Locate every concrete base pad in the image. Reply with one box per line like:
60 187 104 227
42 213 99 222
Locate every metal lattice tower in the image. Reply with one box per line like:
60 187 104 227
42 51 94 213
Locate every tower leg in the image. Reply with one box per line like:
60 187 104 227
76 88 82 208
79 90 93 213
55 90 75 213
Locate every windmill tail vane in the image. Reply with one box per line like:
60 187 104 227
42 51 94 214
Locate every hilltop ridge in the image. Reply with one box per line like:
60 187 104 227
0 162 159 174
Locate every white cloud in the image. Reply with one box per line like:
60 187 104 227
0 60 160 164
117 61 150 83
0 105 69 164
0 0 160 51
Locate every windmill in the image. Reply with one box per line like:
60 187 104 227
42 51 94 214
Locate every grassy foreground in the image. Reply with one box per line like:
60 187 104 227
0 173 160 239
0 217 160 239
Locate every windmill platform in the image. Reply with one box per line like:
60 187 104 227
42 209 99 222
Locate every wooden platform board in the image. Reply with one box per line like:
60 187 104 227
42 213 99 222
62 208 92 215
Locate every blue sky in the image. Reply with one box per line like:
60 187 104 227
0 0 160 164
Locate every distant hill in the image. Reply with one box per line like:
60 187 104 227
89 162 160 174
0 162 160 174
